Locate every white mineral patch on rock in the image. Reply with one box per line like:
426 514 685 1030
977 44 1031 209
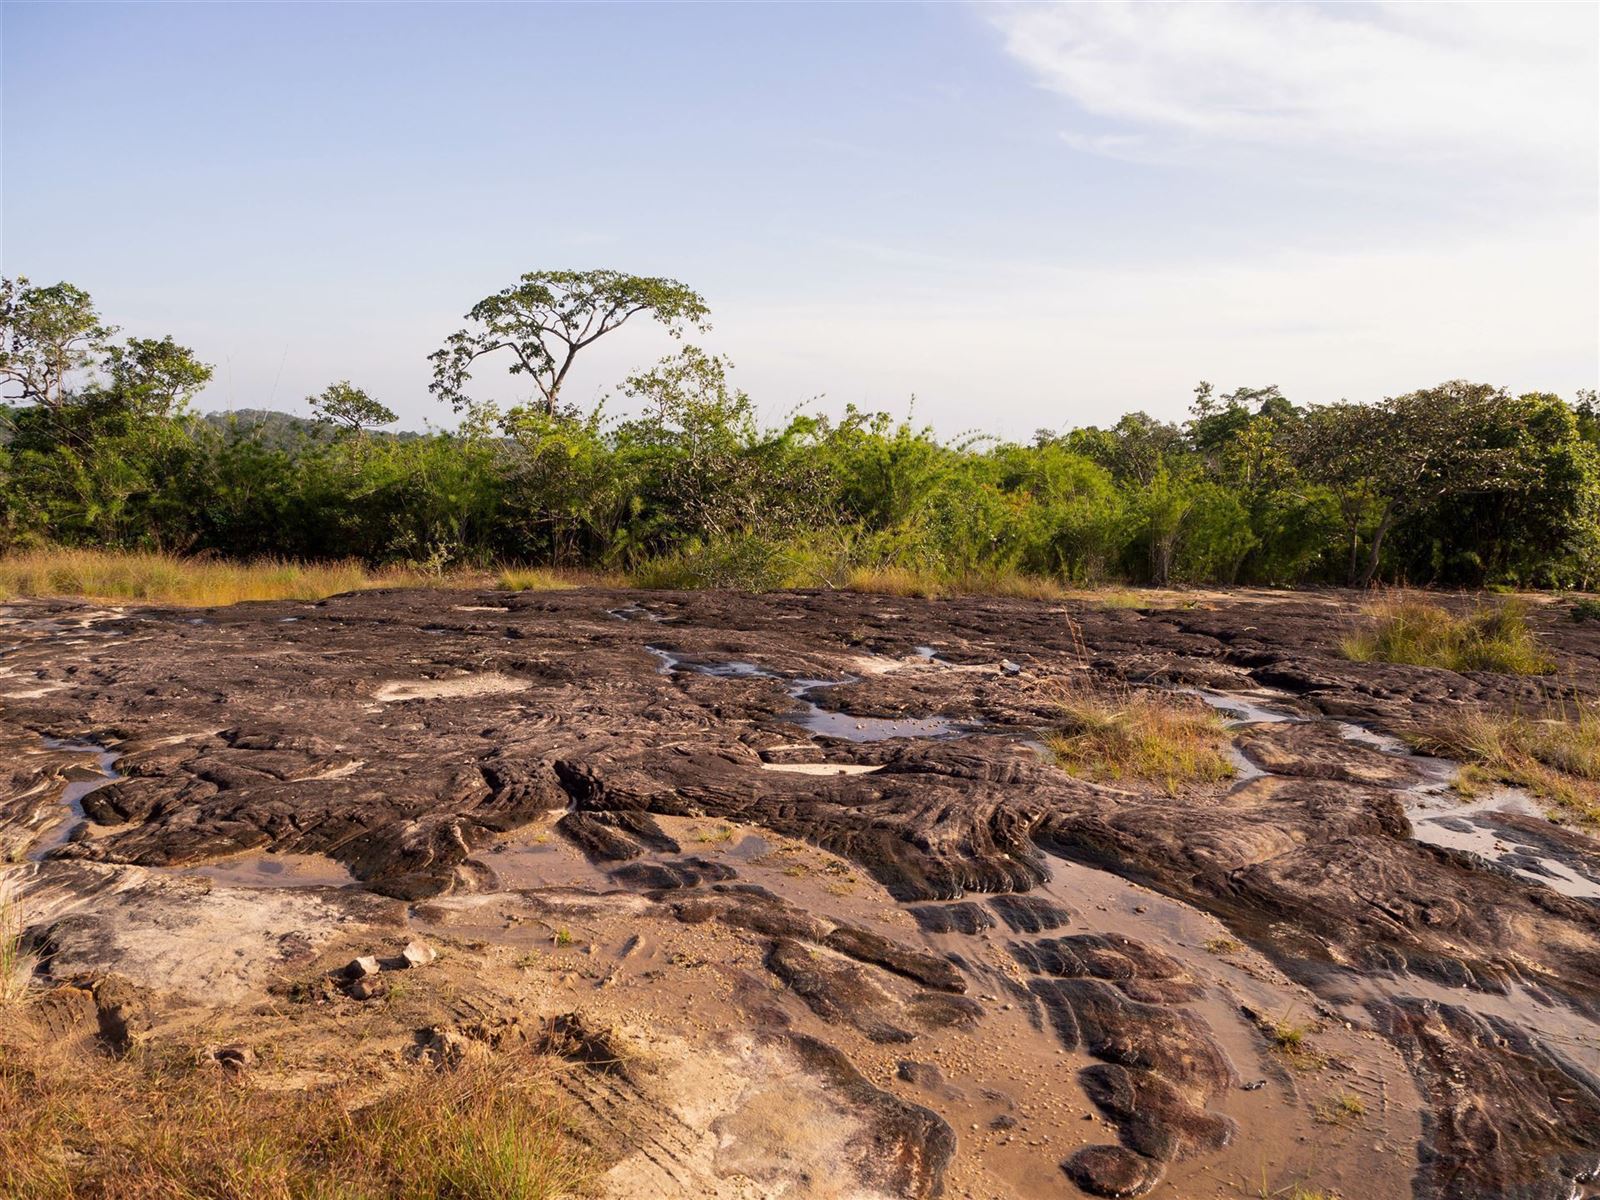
373 673 529 702
758 763 883 776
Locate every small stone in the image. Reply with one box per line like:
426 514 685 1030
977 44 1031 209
345 955 380 979
212 1044 254 1071
896 1060 944 1088
400 940 437 968
347 976 384 1001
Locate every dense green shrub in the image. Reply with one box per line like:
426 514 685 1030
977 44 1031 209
5 276 1598 590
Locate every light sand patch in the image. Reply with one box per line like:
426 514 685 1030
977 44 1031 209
374 673 529 702
451 604 511 613
845 654 905 676
300 760 365 781
593 1032 889 1200
0 681 67 699
759 763 883 776
11 860 383 1005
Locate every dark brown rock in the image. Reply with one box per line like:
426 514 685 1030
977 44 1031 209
1374 998 1600 1200
988 893 1072 934
765 937 913 1043
1062 1144 1163 1197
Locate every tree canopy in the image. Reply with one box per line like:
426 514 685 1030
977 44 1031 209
309 382 398 434
4 273 1596 592
429 270 710 416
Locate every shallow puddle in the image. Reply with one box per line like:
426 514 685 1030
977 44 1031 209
1408 793 1600 900
608 604 670 622
1181 684 1599 904
183 851 357 889
646 646 972 742
31 737 120 860
1183 686 1305 725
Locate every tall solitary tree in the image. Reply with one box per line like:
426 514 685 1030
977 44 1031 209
309 381 397 434
0 277 116 412
429 270 709 416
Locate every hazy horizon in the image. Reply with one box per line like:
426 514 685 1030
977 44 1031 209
4 1 1596 436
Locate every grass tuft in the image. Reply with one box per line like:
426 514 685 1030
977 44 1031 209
1314 1092 1366 1125
0 1038 593 1200
0 879 34 1008
1341 593 1553 676
1407 699 1600 827
1260 1016 1325 1071
496 567 578 592
1043 683 1235 795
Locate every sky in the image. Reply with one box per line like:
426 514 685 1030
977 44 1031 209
3 1 1596 437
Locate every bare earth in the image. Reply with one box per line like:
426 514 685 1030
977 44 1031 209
3 587 1599 1200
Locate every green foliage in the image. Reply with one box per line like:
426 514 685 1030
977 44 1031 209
1570 598 1600 623
0 276 115 411
310 381 397 433
4 275 1598 594
430 268 710 415
1342 595 1554 675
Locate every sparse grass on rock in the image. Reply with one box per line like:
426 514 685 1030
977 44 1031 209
841 565 1073 601
1341 593 1553 676
1407 700 1600 827
1255 1013 1326 1071
1044 683 1235 795
497 567 584 592
0 1038 593 1200
0 879 32 1008
1315 1092 1366 1125
0 549 625 606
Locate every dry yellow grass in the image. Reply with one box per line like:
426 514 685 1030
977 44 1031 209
497 566 626 592
0 1037 593 1200
1044 682 1235 795
0 549 460 607
1063 587 1198 611
1342 592 1553 676
0 550 624 607
842 565 1071 601
0 879 31 1008
1407 700 1600 827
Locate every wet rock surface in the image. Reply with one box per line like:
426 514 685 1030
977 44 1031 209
4 587 1600 1198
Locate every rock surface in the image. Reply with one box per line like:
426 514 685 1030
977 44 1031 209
4 586 1599 1199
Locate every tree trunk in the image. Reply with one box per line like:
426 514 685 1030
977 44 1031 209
1359 509 1396 587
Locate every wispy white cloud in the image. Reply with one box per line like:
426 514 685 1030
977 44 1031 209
990 2 1597 184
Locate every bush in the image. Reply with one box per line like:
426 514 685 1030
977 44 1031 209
1044 683 1235 795
1407 700 1600 826
1570 598 1600 623
1341 595 1554 675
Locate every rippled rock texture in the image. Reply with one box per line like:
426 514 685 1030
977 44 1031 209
5 586 1600 1199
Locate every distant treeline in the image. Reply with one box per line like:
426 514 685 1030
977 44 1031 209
3 272 1597 590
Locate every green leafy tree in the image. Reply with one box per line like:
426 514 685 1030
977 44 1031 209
1293 382 1531 586
430 270 710 416
309 381 397 434
0 277 116 412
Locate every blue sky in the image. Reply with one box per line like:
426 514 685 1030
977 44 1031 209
3 2 1596 436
